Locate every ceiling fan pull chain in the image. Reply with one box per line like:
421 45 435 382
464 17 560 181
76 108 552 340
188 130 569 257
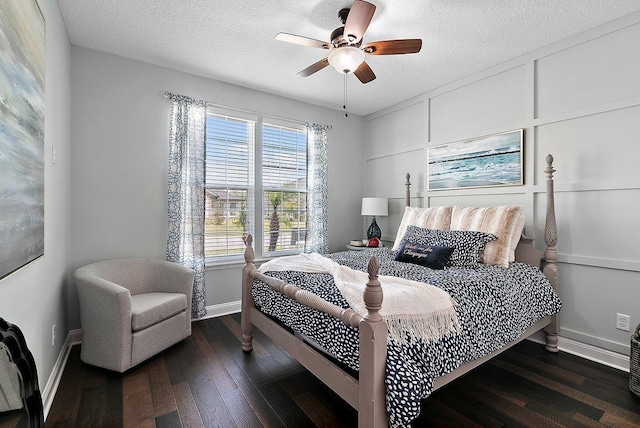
343 72 349 118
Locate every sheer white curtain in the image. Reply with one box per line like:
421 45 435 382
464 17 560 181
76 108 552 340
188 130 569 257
166 92 207 319
305 123 329 254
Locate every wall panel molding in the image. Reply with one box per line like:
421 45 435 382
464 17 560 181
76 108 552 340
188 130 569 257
363 12 640 359
365 12 640 122
534 95 640 127
532 181 640 193
558 254 640 273
365 144 424 161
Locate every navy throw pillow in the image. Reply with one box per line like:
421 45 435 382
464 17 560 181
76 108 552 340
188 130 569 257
395 242 455 270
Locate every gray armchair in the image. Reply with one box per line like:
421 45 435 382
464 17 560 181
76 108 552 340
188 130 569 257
75 258 195 373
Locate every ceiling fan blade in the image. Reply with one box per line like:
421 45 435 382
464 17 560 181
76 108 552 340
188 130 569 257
363 39 422 55
354 61 376 84
276 33 332 49
343 0 376 44
297 57 330 77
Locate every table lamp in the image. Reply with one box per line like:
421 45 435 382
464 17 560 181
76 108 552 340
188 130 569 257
361 197 388 239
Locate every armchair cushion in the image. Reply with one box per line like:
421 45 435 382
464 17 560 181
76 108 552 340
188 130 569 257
130 292 187 332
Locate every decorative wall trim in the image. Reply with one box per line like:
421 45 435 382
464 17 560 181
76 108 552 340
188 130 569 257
422 181 640 198
533 94 640 127
547 181 640 193
558 254 640 273
365 12 640 122
365 95 427 122
421 97 640 163
426 122 529 148
365 144 424 162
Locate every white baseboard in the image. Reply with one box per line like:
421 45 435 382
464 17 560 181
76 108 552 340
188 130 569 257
560 336 629 372
528 332 629 372
197 300 241 320
41 329 82 420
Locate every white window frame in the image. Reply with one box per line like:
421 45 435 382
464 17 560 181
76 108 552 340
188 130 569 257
205 106 307 265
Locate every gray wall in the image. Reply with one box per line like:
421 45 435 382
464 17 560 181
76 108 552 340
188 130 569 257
0 0 71 390
69 46 365 326
364 12 640 356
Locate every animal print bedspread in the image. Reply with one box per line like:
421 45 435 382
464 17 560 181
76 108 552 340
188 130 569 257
252 249 562 427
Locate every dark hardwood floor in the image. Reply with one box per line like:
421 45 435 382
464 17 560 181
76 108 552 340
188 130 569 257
46 314 640 427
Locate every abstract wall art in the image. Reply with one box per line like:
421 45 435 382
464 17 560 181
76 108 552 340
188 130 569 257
0 0 45 279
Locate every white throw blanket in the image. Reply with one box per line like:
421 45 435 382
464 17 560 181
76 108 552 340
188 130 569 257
259 253 461 344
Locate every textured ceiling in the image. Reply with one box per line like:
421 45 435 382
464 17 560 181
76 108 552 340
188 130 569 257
57 0 640 116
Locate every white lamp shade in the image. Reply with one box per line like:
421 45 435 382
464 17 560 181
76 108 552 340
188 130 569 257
328 47 365 74
361 197 388 216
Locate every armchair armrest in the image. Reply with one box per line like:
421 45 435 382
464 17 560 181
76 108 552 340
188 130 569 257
75 269 134 372
147 260 195 295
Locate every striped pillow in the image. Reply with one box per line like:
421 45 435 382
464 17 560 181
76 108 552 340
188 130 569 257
451 205 523 267
509 214 526 262
392 206 452 251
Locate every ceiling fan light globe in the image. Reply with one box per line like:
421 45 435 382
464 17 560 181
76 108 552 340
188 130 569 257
328 47 365 74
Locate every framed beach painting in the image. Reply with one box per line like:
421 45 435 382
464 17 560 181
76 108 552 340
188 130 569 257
427 129 524 191
0 0 45 279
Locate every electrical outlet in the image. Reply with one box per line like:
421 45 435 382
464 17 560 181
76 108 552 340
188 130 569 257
52 324 56 346
616 313 630 332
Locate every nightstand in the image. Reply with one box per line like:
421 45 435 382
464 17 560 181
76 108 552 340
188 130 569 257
346 244 384 251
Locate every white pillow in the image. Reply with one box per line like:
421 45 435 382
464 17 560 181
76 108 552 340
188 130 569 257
392 206 452 251
450 205 523 267
509 214 526 262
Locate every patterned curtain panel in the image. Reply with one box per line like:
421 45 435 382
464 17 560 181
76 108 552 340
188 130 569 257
166 93 207 319
305 123 329 254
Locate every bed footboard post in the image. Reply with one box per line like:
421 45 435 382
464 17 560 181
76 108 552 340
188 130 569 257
358 257 388 428
405 172 411 207
242 234 256 352
543 154 559 353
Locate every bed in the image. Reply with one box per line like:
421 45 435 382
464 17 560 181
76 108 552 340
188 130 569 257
241 154 561 428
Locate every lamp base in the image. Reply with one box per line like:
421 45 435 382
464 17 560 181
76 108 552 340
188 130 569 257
367 217 382 239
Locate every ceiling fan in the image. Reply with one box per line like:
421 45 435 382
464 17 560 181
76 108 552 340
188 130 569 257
276 0 422 84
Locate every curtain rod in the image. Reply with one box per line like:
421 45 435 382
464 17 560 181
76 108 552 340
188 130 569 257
165 91 332 129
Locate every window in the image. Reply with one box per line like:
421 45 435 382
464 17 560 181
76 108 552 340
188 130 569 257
205 108 307 262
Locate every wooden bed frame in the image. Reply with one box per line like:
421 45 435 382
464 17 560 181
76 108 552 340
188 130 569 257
241 154 559 428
